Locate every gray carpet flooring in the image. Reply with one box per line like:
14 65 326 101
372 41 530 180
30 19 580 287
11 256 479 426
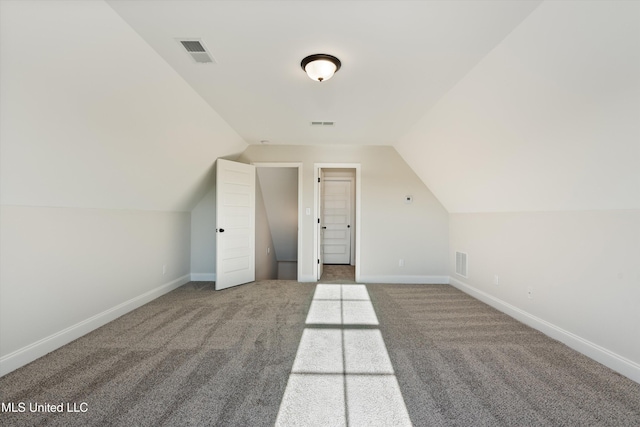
367 284 640 426
1 280 639 426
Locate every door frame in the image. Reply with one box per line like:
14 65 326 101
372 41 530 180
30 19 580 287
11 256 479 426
252 162 303 281
314 163 361 282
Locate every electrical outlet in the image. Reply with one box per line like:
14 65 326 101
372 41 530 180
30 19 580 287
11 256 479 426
162 265 166 275
527 286 533 299
267 247 270 254
399 259 404 267
494 275 499 285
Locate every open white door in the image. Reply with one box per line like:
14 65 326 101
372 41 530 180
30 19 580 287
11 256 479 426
216 159 255 290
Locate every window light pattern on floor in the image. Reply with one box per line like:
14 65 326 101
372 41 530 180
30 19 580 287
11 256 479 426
276 284 412 426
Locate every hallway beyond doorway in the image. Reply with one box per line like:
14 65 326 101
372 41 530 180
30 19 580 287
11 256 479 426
320 265 356 283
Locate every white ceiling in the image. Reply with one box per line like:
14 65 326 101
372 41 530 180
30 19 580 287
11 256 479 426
106 0 542 146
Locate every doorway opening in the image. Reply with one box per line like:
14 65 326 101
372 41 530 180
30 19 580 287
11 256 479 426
254 163 302 281
314 164 361 283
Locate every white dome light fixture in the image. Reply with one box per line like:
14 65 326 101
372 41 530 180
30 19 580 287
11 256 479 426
301 54 341 82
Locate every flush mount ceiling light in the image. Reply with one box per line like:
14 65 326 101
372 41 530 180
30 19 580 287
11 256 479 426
301 54 341 82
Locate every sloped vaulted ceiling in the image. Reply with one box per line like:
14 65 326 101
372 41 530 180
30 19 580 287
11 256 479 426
3 1 636 214
0 0 247 212
105 0 639 215
396 1 640 213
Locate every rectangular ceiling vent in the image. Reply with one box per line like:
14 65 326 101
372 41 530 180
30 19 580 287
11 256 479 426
311 121 335 127
177 38 215 64
455 251 468 277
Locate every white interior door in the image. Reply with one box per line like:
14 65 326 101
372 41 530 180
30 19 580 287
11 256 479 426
321 179 352 265
216 159 255 290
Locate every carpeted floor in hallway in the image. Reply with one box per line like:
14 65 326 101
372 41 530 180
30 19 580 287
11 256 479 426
319 264 355 283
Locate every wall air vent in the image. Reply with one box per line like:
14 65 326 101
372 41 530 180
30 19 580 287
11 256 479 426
177 39 215 64
455 251 468 277
311 121 335 126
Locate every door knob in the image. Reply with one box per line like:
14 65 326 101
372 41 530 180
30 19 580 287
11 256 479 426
218 228 225 232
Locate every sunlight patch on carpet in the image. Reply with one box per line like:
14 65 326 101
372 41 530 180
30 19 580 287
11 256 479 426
276 284 412 426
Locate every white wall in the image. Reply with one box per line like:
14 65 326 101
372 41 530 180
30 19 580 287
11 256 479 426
256 167 299 262
238 145 449 283
449 211 640 382
255 177 278 280
0 0 246 375
0 206 191 374
190 187 216 281
395 1 640 381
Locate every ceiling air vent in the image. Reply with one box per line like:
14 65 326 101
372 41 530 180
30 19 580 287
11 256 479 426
177 39 215 64
311 121 335 127
455 251 468 277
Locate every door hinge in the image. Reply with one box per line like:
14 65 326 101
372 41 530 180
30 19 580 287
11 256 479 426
318 259 320 264
318 177 321 183
317 218 320 223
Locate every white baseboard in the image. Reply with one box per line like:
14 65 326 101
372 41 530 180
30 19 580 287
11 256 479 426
0 274 190 377
357 275 450 284
449 277 640 384
298 274 317 283
190 273 216 281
